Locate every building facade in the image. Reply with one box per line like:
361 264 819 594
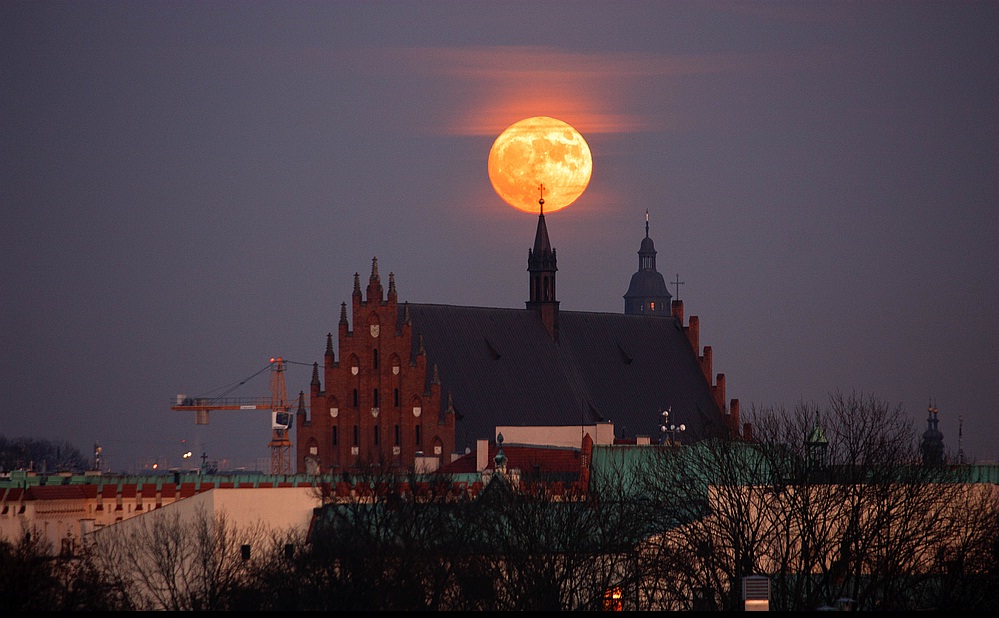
296 211 739 474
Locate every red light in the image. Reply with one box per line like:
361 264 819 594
270 357 276 363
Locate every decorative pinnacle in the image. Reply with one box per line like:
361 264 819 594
326 332 334 356
339 302 348 325
353 273 361 295
388 272 396 297
432 363 440 384
311 362 320 386
370 256 379 280
403 301 410 324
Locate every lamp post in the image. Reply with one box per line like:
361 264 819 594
660 406 686 446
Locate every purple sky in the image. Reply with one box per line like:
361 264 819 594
3 1 996 471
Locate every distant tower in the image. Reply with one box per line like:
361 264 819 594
957 415 965 465
624 210 672 315
92 443 103 472
527 185 559 340
920 401 945 466
805 410 829 470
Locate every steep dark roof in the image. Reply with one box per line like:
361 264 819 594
404 304 726 452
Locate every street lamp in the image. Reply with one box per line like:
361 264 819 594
660 406 686 446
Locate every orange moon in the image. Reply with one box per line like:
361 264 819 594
487 116 593 214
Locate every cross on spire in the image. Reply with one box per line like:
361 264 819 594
671 273 685 300
538 183 545 214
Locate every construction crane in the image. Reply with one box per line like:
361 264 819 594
172 357 307 475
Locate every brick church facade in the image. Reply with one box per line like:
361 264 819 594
296 260 455 475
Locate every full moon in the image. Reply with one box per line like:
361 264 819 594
487 116 593 214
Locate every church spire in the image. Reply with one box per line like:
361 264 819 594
527 183 559 340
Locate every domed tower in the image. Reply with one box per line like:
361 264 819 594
624 211 672 316
920 401 945 465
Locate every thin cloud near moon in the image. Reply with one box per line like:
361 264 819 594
351 45 765 137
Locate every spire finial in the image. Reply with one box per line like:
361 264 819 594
538 183 545 215
645 209 649 238
370 256 379 280
326 332 334 356
339 302 348 325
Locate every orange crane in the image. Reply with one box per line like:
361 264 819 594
172 357 306 475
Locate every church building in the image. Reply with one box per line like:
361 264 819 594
296 206 739 474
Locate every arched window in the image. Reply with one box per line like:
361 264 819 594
373 349 379 369
352 389 358 408
373 389 379 408
394 388 400 407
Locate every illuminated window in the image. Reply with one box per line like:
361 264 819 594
602 587 623 611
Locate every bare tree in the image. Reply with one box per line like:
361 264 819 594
637 392 999 611
0 525 126 611
88 505 270 610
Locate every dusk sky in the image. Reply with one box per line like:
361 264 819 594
3 1 996 471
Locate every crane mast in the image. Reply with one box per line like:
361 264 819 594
172 357 303 475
